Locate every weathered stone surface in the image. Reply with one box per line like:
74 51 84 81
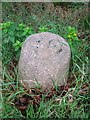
18 32 71 90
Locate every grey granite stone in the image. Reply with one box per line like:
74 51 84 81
18 32 71 90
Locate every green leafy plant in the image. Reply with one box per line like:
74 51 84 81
13 40 23 52
64 26 79 43
2 21 34 45
64 26 81 56
38 26 48 32
1 21 35 65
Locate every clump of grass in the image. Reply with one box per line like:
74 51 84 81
1 2 90 119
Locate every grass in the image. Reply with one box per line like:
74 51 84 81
1 2 90 119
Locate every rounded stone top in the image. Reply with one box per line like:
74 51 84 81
18 32 71 90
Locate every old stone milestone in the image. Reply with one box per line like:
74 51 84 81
18 32 71 90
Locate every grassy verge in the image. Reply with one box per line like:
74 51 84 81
1 2 90 119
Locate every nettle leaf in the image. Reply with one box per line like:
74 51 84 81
9 36 15 43
16 45 22 51
13 40 21 47
10 23 16 31
16 33 21 37
3 29 8 33
19 42 23 47
22 31 27 36
28 31 32 35
13 43 17 47
19 23 26 28
13 40 22 52
16 40 20 44
15 46 20 51
38 26 48 32
8 30 14 36
8 23 16 37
